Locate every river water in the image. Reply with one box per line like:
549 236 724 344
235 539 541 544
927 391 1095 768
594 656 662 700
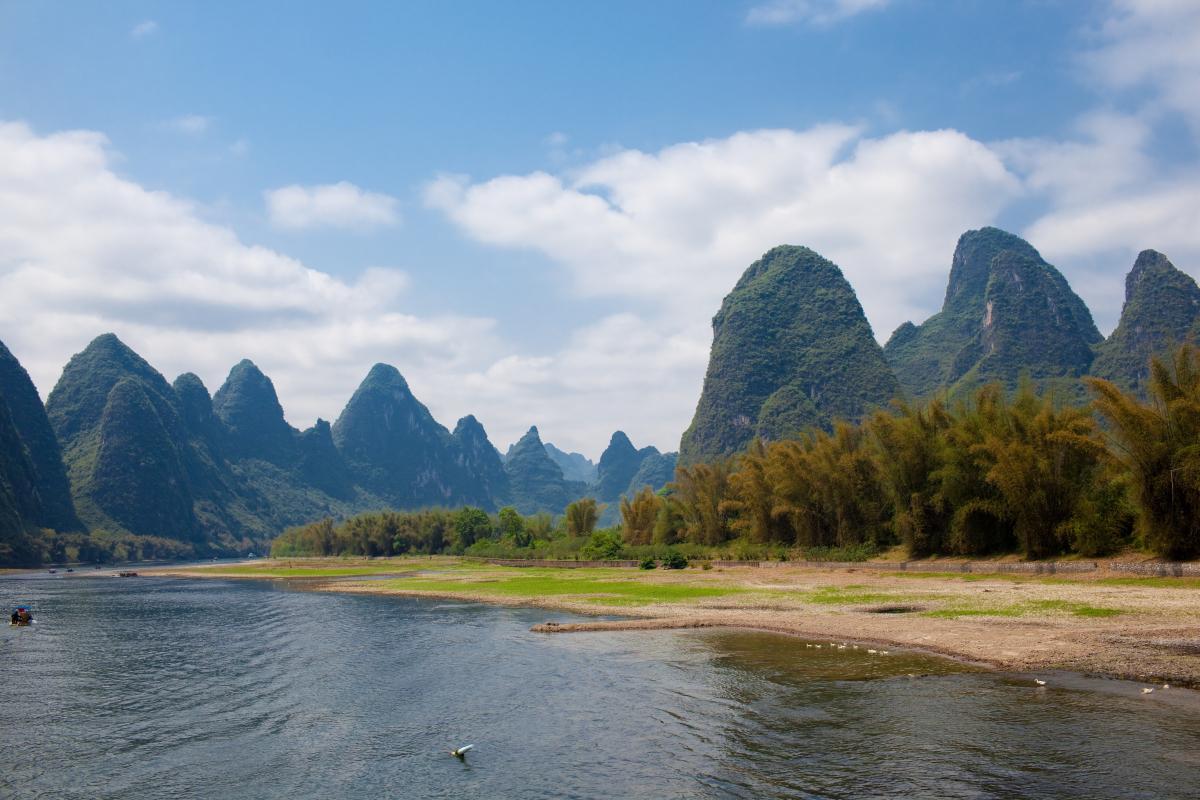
2 575 1198 799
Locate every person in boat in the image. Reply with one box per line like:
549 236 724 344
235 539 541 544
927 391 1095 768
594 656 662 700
11 606 31 625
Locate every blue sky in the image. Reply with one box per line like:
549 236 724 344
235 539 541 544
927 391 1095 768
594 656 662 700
0 0 1197 457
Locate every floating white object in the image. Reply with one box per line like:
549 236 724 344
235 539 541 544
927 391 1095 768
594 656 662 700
1163 684 1170 689
1035 679 1047 686
1142 688 1154 694
880 650 890 655
451 745 474 758
867 649 878 654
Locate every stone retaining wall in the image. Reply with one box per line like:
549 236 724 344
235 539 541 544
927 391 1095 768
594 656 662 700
481 558 640 569
1110 562 1200 577
475 556 1195 575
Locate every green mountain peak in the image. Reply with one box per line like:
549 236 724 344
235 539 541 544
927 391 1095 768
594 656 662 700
680 244 899 464
1091 249 1200 394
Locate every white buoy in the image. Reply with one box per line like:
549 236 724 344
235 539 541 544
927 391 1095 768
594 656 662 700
451 744 474 758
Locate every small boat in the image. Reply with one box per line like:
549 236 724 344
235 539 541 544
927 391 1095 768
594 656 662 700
47 569 57 574
66 568 74 573
118 571 139 578
9 605 33 626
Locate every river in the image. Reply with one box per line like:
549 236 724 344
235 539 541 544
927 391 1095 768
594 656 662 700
2 575 1198 799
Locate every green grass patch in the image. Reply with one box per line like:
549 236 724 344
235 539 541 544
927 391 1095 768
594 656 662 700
374 573 742 606
923 600 1123 619
796 586 910 606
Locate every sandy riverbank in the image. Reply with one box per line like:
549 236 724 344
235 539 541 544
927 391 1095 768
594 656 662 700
154 558 1200 687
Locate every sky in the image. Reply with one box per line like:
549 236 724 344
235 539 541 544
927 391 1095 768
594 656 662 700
1 0 1198 458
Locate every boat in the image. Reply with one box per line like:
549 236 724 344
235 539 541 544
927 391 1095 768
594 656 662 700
118 571 139 578
9 605 33 626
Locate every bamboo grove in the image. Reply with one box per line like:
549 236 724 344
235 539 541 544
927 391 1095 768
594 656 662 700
647 346 1200 560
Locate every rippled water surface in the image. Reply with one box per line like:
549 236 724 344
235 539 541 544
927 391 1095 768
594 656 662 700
3 575 1199 799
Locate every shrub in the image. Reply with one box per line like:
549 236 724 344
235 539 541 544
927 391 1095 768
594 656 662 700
663 550 688 569
639 557 657 570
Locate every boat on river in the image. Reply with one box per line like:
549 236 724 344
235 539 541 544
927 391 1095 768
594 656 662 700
9 605 33 626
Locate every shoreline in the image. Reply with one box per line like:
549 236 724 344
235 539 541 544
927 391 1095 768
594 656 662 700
145 559 1200 688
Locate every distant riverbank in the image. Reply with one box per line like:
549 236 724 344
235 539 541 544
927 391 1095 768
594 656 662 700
154 557 1200 688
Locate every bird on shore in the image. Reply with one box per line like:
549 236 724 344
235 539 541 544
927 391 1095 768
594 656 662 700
1034 679 1046 686
450 744 474 759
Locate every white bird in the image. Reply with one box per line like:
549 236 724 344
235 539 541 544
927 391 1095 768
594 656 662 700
880 650 890 655
1035 679 1046 686
867 649 878 654
450 744 474 759
1142 687 1154 694
1163 684 1171 689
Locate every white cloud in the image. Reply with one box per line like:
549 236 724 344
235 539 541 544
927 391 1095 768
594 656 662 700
747 0 890 26
229 138 250 157
428 125 1020 342
165 114 212 136
265 181 399 231
1084 0 1200 129
130 20 158 39
0 121 495 436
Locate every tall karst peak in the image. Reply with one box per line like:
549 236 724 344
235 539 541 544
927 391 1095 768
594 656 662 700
595 430 644 503
91 376 197 540
0 338 82 531
503 425 583 515
213 359 295 461
332 363 476 508
884 227 1099 400
679 244 899 464
943 227 1043 312
452 415 509 508
1092 249 1200 394
46 333 172 445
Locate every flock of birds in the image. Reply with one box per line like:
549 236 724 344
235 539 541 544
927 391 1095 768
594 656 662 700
1034 677 1168 693
804 641 891 655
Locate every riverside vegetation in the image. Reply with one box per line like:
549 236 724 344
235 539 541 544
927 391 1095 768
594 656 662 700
274 345 1200 562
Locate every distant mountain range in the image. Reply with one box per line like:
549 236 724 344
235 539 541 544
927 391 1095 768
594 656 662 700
681 227 1199 463
0 334 676 561
2 225 1195 562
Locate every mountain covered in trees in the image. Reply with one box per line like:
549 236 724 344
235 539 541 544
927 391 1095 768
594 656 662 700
1091 249 1200 395
679 245 900 464
884 227 1101 400
680 229 1198 462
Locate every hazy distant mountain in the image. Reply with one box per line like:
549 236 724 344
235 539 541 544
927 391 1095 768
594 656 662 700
543 442 597 484
679 245 899 464
503 426 587 515
885 228 1100 399
1091 249 1200 395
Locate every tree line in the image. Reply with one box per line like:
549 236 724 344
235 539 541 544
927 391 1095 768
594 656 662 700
273 347 1200 562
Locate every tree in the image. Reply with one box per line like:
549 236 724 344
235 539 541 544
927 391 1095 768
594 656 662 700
620 487 660 545
671 460 733 545
1088 346 1200 558
581 529 622 560
564 498 602 537
453 507 492 550
497 506 530 547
